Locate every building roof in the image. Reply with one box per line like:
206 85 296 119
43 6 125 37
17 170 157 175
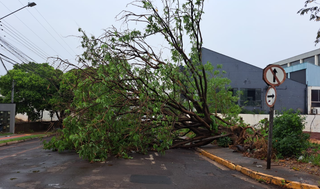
273 48 320 66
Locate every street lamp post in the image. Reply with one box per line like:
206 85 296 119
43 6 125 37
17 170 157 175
0 2 37 103
0 2 37 20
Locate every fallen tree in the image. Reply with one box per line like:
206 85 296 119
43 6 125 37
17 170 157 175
44 0 249 161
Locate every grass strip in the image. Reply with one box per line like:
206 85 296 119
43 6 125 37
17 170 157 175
0 134 46 144
0 133 13 136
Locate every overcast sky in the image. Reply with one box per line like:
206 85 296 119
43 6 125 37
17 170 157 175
0 0 319 76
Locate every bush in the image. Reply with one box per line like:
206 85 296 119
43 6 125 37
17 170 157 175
217 136 232 147
272 110 309 157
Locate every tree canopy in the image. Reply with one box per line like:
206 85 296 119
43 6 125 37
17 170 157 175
0 62 62 121
43 0 246 162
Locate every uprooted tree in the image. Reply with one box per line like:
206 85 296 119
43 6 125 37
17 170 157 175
44 0 254 161
298 0 320 44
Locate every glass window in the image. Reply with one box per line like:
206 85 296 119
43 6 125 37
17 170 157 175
240 88 262 107
281 64 287 68
312 90 320 102
303 56 315 65
0 111 10 132
290 60 300 66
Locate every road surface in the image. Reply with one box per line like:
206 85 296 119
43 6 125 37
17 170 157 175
0 137 281 189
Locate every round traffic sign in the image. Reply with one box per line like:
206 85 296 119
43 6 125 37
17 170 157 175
265 86 277 107
263 65 286 87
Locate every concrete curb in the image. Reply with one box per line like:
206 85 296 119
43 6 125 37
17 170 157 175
195 147 319 189
0 133 56 147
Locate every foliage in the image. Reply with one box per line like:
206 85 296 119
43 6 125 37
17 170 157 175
0 63 62 121
48 69 82 123
43 0 242 162
298 142 320 167
298 1 320 44
217 135 232 147
272 110 310 157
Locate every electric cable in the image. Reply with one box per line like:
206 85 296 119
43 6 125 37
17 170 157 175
33 6 77 55
0 36 36 62
21 5 75 57
1 22 48 60
0 1 61 56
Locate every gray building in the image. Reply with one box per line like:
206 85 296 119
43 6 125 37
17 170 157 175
202 47 307 114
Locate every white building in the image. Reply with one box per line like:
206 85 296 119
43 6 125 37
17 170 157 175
273 49 320 114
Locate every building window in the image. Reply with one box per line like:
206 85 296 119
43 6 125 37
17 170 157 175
311 90 320 107
240 88 261 107
0 111 10 132
303 56 315 65
290 60 300 66
281 64 287 68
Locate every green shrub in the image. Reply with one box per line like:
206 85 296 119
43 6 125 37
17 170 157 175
272 110 309 157
217 136 232 147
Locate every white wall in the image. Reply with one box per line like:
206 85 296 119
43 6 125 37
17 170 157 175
239 113 320 133
14 111 320 132
15 110 59 122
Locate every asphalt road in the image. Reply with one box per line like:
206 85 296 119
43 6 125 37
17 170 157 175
0 137 281 189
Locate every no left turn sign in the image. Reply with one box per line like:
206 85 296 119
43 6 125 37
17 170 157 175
263 65 286 87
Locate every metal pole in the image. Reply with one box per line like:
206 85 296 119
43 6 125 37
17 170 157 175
267 105 274 169
0 6 28 20
11 79 14 103
0 2 36 20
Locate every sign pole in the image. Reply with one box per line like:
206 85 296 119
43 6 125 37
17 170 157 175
267 105 274 169
263 64 285 170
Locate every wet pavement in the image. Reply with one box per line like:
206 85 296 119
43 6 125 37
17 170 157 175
0 137 281 189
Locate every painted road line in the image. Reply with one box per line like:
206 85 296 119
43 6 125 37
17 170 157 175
0 145 42 160
0 140 40 151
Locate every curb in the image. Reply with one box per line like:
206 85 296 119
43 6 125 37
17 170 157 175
0 133 56 147
195 147 319 189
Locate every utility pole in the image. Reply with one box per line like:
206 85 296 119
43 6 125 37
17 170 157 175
11 79 14 103
0 2 37 104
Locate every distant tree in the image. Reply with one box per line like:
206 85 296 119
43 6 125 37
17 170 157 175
298 0 320 44
0 62 62 121
48 68 83 126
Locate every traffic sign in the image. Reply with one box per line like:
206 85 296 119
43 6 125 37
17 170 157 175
263 65 286 87
265 86 277 107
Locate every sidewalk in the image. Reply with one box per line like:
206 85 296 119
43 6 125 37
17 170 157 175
0 133 32 141
198 145 320 189
0 132 54 145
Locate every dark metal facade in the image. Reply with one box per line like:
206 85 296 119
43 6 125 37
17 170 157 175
202 48 307 113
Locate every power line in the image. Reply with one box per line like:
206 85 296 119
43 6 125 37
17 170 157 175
20 4 75 58
1 53 62 93
0 53 21 65
0 36 36 63
0 56 9 73
1 23 48 60
0 1 61 56
33 7 77 55
0 25 46 59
